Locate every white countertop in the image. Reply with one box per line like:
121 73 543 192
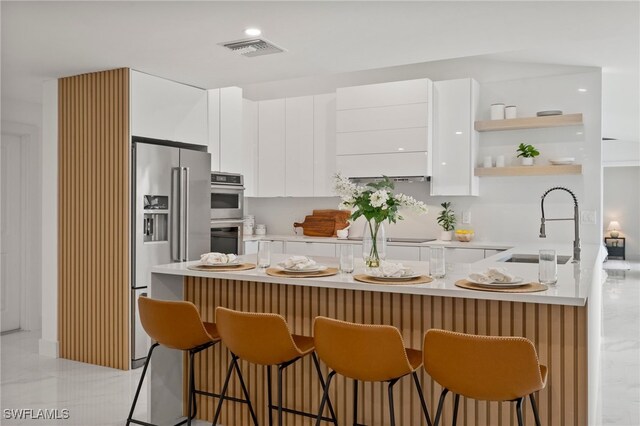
151 243 605 307
244 233 514 250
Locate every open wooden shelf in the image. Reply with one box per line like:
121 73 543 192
474 113 583 132
475 164 582 177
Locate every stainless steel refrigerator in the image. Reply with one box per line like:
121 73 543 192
131 140 211 367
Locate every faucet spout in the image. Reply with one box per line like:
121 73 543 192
539 219 546 238
539 186 580 262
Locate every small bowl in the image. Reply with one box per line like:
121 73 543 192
455 231 474 242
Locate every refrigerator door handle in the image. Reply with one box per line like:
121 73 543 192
171 167 182 262
179 167 187 261
183 167 190 261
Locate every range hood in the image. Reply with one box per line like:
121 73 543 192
349 176 430 184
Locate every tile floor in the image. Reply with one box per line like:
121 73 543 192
1 263 639 425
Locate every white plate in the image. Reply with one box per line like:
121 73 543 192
200 261 241 267
279 265 328 273
467 276 526 288
549 158 575 165
367 273 421 281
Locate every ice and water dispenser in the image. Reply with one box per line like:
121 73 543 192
143 195 168 242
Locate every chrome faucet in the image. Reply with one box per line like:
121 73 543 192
539 186 581 262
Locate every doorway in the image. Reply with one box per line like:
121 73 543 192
1 133 23 332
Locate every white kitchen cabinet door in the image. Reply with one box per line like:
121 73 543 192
208 89 221 171
446 248 485 264
337 103 429 133
284 241 336 257
313 94 337 196
220 87 244 173
337 79 430 110
285 97 314 196
258 99 286 197
242 99 258 197
386 245 421 261
419 247 431 262
430 78 479 196
484 249 505 259
271 241 285 254
337 128 428 155
336 152 429 178
131 70 208 146
244 241 258 255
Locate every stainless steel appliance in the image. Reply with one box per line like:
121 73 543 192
131 139 211 368
210 219 244 255
210 172 244 220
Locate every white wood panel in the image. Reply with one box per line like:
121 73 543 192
430 78 479 196
130 70 208 146
207 89 220 171
242 99 258 197
336 152 429 178
336 79 430 110
336 103 428 133
313 93 337 196
258 99 286 197
336 127 428 155
285 96 315 196
386 245 420 261
219 87 244 173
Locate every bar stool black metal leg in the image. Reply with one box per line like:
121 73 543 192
212 355 236 426
353 380 358 426
433 388 449 426
516 397 524 426
316 371 336 426
412 372 432 426
187 351 195 426
233 356 259 426
388 378 399 426
127 343 159 426
530 393 542 426
277 364 284 426
312 352 338 425
267 365 274 426
452 394 460 426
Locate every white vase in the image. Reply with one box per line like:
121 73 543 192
521 157 534 166
440 230 453 241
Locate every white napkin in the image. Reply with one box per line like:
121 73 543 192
280 256 317 270
200 252 238 265
371 261 414 278
469 267 516 284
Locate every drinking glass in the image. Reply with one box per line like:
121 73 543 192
539 249 557 285
257 240 271 269
338 245 355 274
429 246 446 278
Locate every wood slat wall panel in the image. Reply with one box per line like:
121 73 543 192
58 68 130 370
184 278 587 425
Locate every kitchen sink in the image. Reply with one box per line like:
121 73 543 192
500 254 572 264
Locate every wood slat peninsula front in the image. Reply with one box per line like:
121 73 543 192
148 249 602 426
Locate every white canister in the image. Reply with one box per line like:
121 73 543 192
483 156 493 168
490 103 505 120
243 215 255 227
505 105 517 119
255 224 266 236
243 225 254 236
496 155 506 168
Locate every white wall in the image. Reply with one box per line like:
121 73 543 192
1 97 43 332
247 70 603 250
603 167 640 260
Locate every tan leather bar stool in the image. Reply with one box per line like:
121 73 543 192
212 307 338 426
314 316 432 426
127 296 220 426
423 329 547 426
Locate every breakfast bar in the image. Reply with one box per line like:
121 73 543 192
148 244 605 426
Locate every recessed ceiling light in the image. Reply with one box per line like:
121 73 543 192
441 162 447 166
455 131 463 135
244 28 262 36
398 147 405 151
578 88 587 92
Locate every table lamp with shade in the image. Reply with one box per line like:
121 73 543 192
607 220 621 238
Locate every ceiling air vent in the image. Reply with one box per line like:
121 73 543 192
221 38 285 58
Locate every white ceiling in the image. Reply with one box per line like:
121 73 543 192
2 1 639 139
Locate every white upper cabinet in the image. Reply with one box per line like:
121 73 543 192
430 78 480 196
258 99 286 197
336 78 433 178
313 93 337 197
242 99 258 197
130 70 208 146
285 96 315 196
219 87 244 173
208 89 221 170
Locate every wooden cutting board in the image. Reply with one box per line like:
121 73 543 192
313 209 351 235
293 216 336 237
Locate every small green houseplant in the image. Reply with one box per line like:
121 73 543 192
437 202 456 241
516 143 540 166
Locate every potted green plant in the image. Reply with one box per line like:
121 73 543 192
437 202 456 241
516 143 540 166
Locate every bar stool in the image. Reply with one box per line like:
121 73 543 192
314 316 432 426
127 296 220 426
423 329 547 426
212 307 338 426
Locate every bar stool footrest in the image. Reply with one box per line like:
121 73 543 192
268 404 335 422
194 389 252 405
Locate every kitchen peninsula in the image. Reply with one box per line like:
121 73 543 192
148 244 605 426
